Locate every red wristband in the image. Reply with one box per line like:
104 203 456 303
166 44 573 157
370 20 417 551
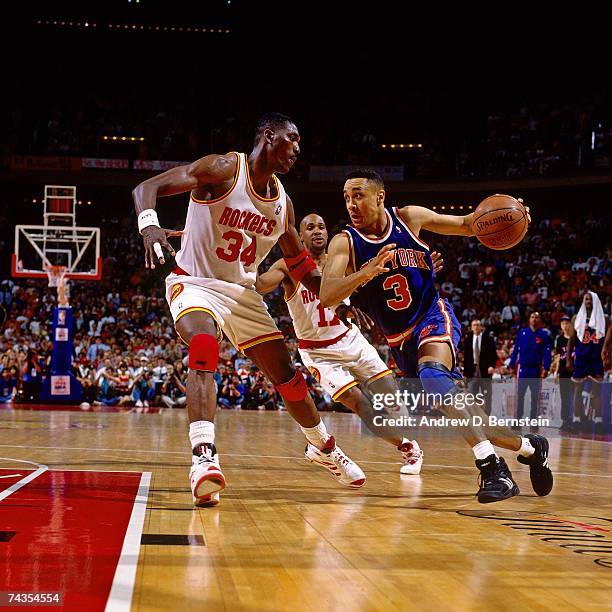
284 248 317 284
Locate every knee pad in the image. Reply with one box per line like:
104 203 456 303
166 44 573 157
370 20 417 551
277 371 309 402
416 361 458 396
188 334 219 372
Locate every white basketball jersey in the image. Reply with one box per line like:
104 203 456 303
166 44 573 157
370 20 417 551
285 283 349 346
174 152 288 287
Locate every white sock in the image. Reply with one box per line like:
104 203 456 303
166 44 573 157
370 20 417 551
189 420 215 450
594 416 602 424
573 416 580 423
300 419 331 449
472 440 496 460
518 437 535 457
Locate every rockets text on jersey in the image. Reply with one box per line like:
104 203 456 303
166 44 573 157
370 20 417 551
285 283 350 349
174 152 288 287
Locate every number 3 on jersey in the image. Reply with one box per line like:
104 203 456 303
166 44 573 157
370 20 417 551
216 230 257 266
383 273 412 311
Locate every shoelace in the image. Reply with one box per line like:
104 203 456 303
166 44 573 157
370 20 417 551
403 449 422 464
196 452 216 465
331 449 351 467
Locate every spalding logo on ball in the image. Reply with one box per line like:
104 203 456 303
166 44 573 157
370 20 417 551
473 194 528 250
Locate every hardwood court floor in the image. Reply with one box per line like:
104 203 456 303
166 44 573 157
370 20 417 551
0 408 611 611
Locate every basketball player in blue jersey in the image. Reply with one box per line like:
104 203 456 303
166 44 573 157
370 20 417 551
567 291 607 433
321 170 554 503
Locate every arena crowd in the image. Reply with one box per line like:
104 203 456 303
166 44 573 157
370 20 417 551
1 210 609 411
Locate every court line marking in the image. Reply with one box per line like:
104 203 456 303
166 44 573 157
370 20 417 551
105 471 151 612
0 457 48 502
1 444 610 479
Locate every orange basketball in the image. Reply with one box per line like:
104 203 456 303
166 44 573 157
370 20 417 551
472 194 528 250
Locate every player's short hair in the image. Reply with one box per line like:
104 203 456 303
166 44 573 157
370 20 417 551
344 169 385 190
254 113 294 143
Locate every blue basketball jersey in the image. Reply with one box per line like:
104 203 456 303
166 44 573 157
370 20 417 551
574 326 602 360
344 207 439 338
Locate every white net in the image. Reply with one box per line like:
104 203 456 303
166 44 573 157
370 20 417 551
44 264 68 288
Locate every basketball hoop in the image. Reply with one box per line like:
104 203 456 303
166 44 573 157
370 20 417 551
44 264 68 288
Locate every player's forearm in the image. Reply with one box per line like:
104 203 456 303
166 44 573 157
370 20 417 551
132 180 159 215
430 212 474 236
300 271 322 295
320 269 371 307
255 268 288 295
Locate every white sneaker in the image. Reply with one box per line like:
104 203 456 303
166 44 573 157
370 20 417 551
305 436 366 488
399 439 424 475
135 400 143 407
190 444 226 506
143 400 150 407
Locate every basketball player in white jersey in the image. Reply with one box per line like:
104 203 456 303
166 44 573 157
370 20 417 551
132 114 370 507
256 213 454 474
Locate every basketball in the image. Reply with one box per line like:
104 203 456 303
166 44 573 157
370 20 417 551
472 194 528 250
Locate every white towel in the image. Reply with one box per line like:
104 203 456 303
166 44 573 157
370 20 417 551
574 291 606 342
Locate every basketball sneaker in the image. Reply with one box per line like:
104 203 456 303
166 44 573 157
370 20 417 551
190 443 226 506
475 455 520 503
398 439 423 475
516 433 553 496
305 436 366 488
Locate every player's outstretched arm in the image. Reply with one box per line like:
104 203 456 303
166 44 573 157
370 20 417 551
277 195 321 294
319 233 396 307
132 153 237 269
398 205 475 237
255 259 290 295
398 199 530 237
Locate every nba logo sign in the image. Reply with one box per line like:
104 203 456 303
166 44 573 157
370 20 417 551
51 375 70 396
58 310 66 325
275 204 282 215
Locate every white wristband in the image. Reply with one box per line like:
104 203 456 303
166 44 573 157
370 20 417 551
342 297 351 306
138 209 160 234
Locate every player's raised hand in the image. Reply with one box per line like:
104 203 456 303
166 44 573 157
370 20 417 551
431 250 444 275
141 226 183 269
365 243 396 280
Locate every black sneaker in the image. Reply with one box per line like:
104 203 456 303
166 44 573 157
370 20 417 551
475 455 520 503
516 433 553 496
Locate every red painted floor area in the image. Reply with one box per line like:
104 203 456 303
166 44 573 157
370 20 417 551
0 468 143 610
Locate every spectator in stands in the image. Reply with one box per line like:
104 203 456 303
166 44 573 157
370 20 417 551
0 368 17 404
161 364 187 408
501 298 520 324
132 368 156 408
152 356 168 396
218 374 245 409
461 319 497 415
21 348 44 402
95 366 120 406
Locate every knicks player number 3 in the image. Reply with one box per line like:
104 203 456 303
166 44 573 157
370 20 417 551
383 274 412 311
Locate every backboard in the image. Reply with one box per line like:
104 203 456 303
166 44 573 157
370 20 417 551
12 184 101 281
12 224 101 281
